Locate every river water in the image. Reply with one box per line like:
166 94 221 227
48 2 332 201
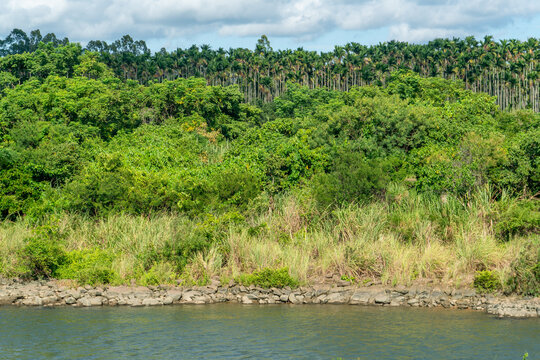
0 304 538 359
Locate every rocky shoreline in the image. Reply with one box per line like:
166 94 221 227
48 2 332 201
0 279 538 319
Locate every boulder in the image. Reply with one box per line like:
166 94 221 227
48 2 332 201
142 298 161 306
349 291 372 305
326 292 349 304
374 292 391 304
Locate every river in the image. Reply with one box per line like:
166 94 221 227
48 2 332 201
0 304 538 359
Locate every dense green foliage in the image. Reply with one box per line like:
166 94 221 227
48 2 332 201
506 241 540 296
0 43 538 289
1 29 538 111
473 270 501 293
237 268 298 288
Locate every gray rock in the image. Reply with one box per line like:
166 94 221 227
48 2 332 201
129 298 143 307
64 296 76 305
41 296 58 306
349 291 371 305
288 293 301 304
77 297 92 307
374 292 391 304
67 289 81 300
192 295 210 304
394 285 408 294
22 297 42 306
182 291 201 302
168 291 183 302
0 295 16 305
162 296 173 305
78 296 103 307
142 298 161 306
326 292 348 304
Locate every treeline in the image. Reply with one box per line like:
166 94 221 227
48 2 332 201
0 29 538 111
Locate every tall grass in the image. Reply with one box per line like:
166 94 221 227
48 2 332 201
0 185 537 289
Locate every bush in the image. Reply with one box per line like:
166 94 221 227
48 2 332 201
56 249 116 285
473 270 501 293
20 236 66 279
237 267 298 288
138 262 177 286
505 241 540 296
311 150 388 209
493 199 540 241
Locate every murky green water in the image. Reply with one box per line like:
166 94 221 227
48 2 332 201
0 304 538 359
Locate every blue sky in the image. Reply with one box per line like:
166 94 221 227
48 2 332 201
1 0 539 52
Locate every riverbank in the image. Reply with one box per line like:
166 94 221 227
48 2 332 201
1 279 538 319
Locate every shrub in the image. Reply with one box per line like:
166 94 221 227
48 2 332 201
237 267 298 288
21 236 66 279
494 199 540 241
505 241 540 296
138 262 177 286
473 270 501 293
311 151 388 209
56 249 116 285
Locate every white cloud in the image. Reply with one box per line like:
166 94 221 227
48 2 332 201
0 0 538 45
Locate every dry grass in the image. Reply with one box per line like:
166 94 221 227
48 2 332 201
0 187 536 288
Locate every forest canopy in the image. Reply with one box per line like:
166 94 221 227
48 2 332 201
1 29 539 110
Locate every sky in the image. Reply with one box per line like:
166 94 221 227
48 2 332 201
1 0 539 52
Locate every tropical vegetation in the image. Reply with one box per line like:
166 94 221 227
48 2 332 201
1 29 538 110
0 30 538 294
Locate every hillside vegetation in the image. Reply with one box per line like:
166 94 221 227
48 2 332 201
0 45 538 293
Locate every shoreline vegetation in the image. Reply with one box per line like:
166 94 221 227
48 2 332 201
0 33 538 302
1 191 538 293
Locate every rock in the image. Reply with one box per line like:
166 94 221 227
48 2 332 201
87 289 102 297
241 295 253 304
326 292 348 304
78 296 103 307
462 289 476 298
182 291 201 302
456 300 469 309
374 292 391 304
390 296 405 306
162 296 173 305
271 288 282 296
288 293 302 304
395 285 408 294
0 295 16 305
128 298 143 307
192 295 210 304
349 291 371 305
41 296 58 306
65 289 81 300
22 297 42 306
245 293 258 300
64 296 76 305
142 298 161 306
280 294 289 302
167 291 183 302
77 297 91 307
